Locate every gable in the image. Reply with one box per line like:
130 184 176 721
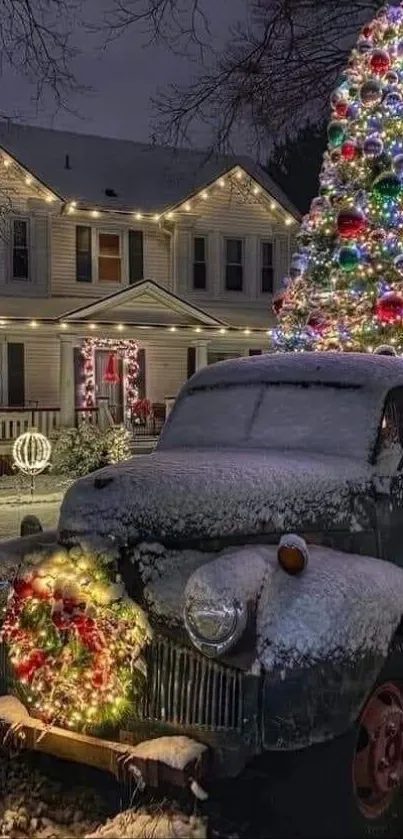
63 281 225 327
186 178 291 234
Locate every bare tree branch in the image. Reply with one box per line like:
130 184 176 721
0 0 89 112
105 0 385 153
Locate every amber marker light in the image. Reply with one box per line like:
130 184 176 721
278 535 309 576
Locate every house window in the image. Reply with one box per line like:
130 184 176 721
261 241 274 293
12 219 29 281
76 225 92 283
98 233 121 282
225 238 243 291
193 236 207 289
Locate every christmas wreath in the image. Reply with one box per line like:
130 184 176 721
0 546 151 731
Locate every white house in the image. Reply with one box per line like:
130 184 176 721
0 122 299 446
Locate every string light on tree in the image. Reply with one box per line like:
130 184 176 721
272 1 403 355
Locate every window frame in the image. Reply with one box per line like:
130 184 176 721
76 224 92 283
192 235 207 290
260 240 274 294
224 236 244 292
97 230 122 284
11 217 30 282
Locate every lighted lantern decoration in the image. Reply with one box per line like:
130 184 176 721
13 429 51 494
370 48 391 75
103 353 120 385
337 207 367 239
375 292 403 323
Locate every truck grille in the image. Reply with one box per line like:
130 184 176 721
141 635 244 731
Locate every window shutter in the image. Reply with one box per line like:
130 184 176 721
136 349 146 398
76 226 92 283
8 343 25 406
249 349 262 356
129 230 144 284
187 347 196 378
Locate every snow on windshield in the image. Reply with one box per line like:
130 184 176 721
160 382 378 460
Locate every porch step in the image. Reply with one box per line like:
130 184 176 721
132 436 158 455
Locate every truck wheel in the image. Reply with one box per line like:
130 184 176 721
253 647 403 838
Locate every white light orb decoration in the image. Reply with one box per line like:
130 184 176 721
13 428 51 479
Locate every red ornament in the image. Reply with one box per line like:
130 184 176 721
307 311 330 335
362 24 373 39
341 140 358 161
375 292 403 324
334 101 348 118
337 208 367 239
13 579 34 600
273 292 285 315
103 353 120 385
370 49 391 76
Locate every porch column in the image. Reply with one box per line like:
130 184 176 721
59 334 75 427
195 341 209 371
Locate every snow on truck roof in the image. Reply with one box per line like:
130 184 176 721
185 352 403 394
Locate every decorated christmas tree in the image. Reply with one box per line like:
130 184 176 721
272 1 403 355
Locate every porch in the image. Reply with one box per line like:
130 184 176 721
0 398 171 460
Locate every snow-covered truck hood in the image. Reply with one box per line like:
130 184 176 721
59 448 373 548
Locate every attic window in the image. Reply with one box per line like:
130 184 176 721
105 188 118 198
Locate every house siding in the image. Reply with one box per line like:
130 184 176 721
174 183 294 300
142 342 188 403
51 217 171 297
24 337 60 407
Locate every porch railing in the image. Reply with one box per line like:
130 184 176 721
0 408 61 441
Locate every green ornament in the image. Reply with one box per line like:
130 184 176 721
338 246 360 272
328 121 347 148
373 171 402 199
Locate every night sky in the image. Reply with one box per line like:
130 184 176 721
2 0 245 145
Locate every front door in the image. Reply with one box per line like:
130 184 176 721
95 350 124 423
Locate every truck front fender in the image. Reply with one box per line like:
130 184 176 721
257 545 403 749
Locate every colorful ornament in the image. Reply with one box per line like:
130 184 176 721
273 292 285 315
363 134 384 157
394 254 403 274
374 345 398 356
385 70 399 85
357 39 373 55
384 90 403 108
327 121 347 148
370 49 391 75
375 292 403 323
372 171 402 199
334 101 349 118
307 311 330 335
341 139 358 161
337 208 367 239
338 245 360 272
360 79 383 105
393 153 403 176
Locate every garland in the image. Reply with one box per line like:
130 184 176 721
81 338 139 416
0 546 151 731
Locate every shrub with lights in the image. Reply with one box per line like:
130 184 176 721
0 545 151 731
273 2 403 354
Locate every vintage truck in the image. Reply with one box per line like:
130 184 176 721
3 351 403 838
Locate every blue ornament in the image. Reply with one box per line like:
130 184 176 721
369 115 382 131
385 91 403 109
347 102 360 120
364 134 384 158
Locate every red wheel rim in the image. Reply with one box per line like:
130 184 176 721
353 682 403 819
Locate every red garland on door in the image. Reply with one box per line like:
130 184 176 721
103 353 120 385
81 338 139 416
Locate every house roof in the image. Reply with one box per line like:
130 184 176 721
0 121 300 218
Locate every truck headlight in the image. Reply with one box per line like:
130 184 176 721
184 598 247 656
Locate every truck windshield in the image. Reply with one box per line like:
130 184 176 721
160 381 376 461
